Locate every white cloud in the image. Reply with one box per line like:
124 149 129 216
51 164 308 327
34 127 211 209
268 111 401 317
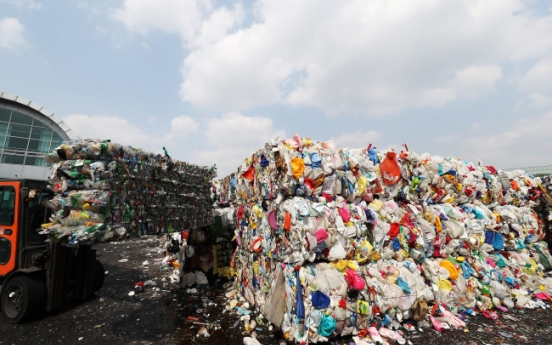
435 135 454 143
331 130 380 149
110 0 242 49
109 0 552 120
170 115 199 138
111 0 210 42
204 112 281 146
528 93 551 108
0 18 28 50
0 0 41 10
516 58 552 107
63 114 207 169
190 112 285 176
63 114 169 153
63 113 285 177
418 65 502 107
176 0 552 114
194 4 243 47
519 57 552 90
469 122 482 131
451 65 502 97
460 111 552 168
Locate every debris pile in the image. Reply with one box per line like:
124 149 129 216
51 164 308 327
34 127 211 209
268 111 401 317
220 134 552 343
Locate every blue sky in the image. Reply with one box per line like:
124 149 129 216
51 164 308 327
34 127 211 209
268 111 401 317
1 0 552 177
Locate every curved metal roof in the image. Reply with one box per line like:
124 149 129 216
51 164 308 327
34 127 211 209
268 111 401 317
0 92 72 141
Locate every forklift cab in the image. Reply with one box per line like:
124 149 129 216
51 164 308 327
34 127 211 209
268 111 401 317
0 185 16 272
0 180 49 278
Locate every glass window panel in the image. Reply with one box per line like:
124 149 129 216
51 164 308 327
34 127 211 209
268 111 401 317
0 187 15 226
8 131 30 139
0 108 10 122
25 156 47 166
32 120 49 129
10 111 33 125
1 154 25 165
26 191 50 244
0 238 11 264
27 139 51 153
5 136 29 150
0 123 6 147
0 121 7 136
8 123 31 138
50 140 62 151
30 126 53 141
52 133 63 142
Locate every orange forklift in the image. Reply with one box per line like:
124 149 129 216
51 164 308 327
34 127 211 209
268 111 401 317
0 180 104 323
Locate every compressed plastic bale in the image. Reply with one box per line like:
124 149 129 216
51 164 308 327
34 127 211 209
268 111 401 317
44 138 215 243
222 135 552 339
439 261 459 280
382 282 405 309
490 280 507 299
318 314 336 337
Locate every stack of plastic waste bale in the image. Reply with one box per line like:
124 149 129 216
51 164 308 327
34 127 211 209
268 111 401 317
211 203 237 278
533 175 552 247
40 138 216 246
221 134 552 344
178 178 237 287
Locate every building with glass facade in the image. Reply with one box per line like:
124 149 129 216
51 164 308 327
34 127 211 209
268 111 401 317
0 92 72 180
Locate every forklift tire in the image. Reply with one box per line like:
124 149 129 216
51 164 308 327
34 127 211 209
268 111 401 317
1 275 45 324
93 259 105 292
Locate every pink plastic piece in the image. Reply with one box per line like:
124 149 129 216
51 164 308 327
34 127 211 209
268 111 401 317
441 310 466 328
496 305 508 312
486 257 496 268
534 292 551 300
368 326 384 343
430 315 444 332
482 310 499 320
378 327 404 340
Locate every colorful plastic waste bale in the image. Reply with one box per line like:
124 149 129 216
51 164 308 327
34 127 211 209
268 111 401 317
221 134 552 342
535 175 552 246
41 138 216 245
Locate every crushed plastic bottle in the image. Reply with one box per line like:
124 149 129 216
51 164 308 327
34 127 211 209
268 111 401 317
243 337 261 345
